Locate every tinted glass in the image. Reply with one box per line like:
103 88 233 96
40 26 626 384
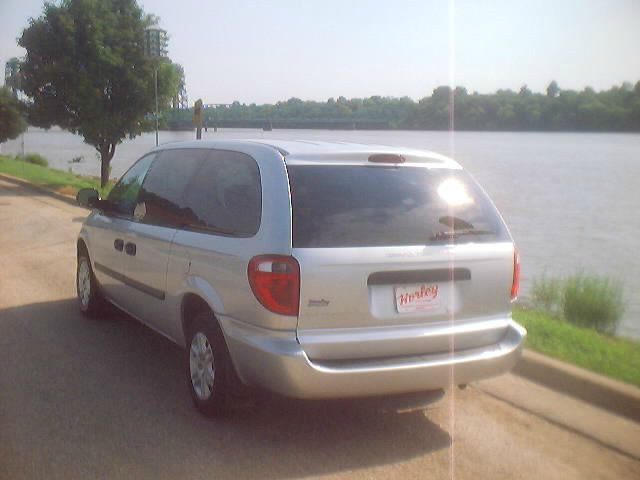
138 149 261 236
106 154 155 216
181 150 261 236
287 165 508 248
138 149 207 227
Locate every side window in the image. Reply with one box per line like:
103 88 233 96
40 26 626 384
181 150 262 236
137 149 206 228
106 154 156 216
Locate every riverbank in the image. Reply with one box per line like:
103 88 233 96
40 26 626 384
513 306 640 387
0 155 112 196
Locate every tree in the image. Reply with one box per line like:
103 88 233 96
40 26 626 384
18 0 179 187
4 58 22 94
546 81 560 98
519 85 532 96
170 63 188 109
0 87 27 144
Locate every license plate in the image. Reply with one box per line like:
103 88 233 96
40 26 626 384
395 283 441 313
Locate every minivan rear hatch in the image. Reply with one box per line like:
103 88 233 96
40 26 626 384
288 160 515 361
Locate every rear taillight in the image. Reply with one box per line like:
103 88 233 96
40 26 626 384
511 249 520 301
248 255 300 316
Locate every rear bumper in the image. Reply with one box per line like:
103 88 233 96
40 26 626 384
219 317 526 399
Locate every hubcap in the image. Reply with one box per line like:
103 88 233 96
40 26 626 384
78 258 91 307
189 332 215 400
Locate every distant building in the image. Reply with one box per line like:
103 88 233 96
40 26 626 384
143 28 168 58
143 28 189 110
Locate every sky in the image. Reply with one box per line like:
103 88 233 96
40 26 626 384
1 0 639 105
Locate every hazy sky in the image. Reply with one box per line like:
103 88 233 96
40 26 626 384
1 0 639 104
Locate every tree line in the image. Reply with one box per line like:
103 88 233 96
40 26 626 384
166 81 640 132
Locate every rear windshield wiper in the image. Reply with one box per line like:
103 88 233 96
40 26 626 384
429 229 495 241
438 216 475 230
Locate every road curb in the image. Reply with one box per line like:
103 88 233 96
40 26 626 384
0 172 86 208
513 349 640 422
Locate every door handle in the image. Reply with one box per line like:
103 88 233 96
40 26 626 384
114 239 124 251
125 242 137 256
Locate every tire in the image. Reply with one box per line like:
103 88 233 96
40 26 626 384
186 310 232 417
76 250 107 317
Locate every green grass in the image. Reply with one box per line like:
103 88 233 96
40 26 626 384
562 273 625 334
16 152 48 167
513 305 640 387
531 273 562 313
0 155 112 196
531 273 626 334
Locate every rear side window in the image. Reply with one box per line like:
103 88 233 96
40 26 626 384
138 148 261 236
181 150 261 236
287 165 508 248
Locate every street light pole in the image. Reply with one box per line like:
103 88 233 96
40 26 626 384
154 67 159 146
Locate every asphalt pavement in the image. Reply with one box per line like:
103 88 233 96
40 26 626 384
1 178 639 480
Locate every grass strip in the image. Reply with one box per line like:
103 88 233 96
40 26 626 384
0 155 112 196
513 306 640 387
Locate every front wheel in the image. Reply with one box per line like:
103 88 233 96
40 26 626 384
186 311 232 417
76 252 106 317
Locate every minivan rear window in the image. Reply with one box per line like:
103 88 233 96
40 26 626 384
287 165 509 248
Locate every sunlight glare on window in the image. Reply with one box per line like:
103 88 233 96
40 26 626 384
437 178 473 206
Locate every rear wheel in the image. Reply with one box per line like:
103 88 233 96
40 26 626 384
186 311 232 417
76 251 107 317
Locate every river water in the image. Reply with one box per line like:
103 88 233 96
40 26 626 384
3 128 639 340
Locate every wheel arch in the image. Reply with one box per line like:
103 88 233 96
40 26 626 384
77 238 89 256
77 229 92 261
181 293 214 341
180 291 250 398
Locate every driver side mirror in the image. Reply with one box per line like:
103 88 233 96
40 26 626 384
76 188 100 208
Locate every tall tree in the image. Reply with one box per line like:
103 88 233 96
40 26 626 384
546 81 560 98
4 58 22 94
0 87 27 143
19 0 179 187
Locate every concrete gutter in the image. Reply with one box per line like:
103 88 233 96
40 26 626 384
513 349 640 422
2 171 639 422
476 374 640 461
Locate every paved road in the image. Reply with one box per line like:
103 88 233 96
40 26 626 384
1 178 639 480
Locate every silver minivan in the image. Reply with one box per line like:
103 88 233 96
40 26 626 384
76 140 526 416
